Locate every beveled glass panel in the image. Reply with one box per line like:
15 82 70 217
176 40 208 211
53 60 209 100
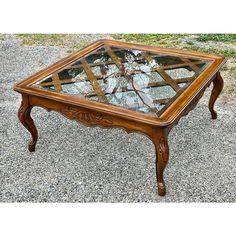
32 45 212 117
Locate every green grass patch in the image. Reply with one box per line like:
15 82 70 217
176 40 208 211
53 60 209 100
112 34 186 47
16 34 66 46
114 34 236 58
197 34 236 43
16 34 90 50
183 45 236 58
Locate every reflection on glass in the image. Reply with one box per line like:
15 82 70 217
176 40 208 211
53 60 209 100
33 45 211 117
61 81 93 95
165 68 195 79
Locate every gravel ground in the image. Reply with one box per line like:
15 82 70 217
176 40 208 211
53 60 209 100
0 35 236 202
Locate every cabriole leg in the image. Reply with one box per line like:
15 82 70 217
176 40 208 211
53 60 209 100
209 72 224 119
18 95 38 152
153 129 169 196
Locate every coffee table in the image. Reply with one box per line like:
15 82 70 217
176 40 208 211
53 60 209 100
14 39 225 196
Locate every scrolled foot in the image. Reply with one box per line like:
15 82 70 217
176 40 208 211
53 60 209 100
211 110 217 119
28 141 36 152
209 72 224 120
157 182 166 196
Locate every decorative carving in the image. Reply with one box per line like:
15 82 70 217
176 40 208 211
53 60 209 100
31 103 154 141
154 133 169 196
61 107 113 127
157 137 168 163
18 99 38 152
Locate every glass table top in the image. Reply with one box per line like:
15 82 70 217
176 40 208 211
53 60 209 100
33 45 212 117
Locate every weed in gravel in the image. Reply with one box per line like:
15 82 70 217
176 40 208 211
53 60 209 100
183 45 236 58
17 34 66 46
112 34 186 47
16 34 92 51
196 34 236 43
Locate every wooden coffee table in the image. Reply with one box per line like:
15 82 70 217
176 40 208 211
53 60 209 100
14 39 225 196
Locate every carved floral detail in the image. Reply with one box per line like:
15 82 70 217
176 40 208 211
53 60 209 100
61 107 113 127
157 137 168 163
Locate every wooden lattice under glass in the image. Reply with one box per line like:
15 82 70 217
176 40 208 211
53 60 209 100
33 45 211 117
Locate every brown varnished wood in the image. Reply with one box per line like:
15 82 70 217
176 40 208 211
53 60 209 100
14 39 226 196
52 74 62 92
152 128 169 196
14 39 226 126
28 95 155 141
157 69 181 93
103 39 224 60
18 94 38 152
209 72 224 119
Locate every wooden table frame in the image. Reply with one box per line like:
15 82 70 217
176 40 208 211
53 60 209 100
14 39 225 196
